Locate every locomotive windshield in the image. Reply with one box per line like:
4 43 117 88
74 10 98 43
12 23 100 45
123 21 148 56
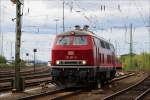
56 35 88 45
56 36 70 45
73 36 87 45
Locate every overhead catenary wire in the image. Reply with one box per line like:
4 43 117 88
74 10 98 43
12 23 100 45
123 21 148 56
133 1 148 25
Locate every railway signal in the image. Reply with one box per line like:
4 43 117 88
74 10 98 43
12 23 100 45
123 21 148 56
33 49 37 72
26 53 29 56
26 53 29 64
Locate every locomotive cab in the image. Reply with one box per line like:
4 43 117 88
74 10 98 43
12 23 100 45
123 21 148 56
51 31 94 66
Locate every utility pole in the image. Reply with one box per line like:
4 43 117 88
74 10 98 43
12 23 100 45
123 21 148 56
129 24 133 69
11 0 23 91
148 0 150 68
62 0 65 32
54 19 59 35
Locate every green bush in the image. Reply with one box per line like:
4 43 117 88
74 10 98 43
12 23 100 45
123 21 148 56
0 63 15 69
120 52 150 71
0 55 6 64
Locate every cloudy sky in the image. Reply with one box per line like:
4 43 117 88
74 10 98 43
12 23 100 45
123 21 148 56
0 0 150 61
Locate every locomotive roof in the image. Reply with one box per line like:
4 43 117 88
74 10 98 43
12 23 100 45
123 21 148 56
58 30 112 45
59 30 92 35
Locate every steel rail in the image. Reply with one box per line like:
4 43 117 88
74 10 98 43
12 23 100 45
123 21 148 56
18 87 72 100
0 67 49 74
110 73 135 83
0 86 11 92
51 89 82 100
135 88 150 100
0 68 50 78
0 73 50 83
103 74 150 100
0 79 52 92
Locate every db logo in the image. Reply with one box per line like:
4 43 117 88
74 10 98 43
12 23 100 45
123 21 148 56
68 51 74 55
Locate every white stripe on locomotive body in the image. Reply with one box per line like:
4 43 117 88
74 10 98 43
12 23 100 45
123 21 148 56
50 66 114 69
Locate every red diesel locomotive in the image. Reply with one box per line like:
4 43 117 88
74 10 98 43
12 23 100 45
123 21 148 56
50 25 116 88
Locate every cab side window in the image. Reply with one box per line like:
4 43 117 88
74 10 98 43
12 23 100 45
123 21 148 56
100 40 105 48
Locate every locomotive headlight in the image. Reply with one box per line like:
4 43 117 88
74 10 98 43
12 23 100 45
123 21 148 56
82 60 86 65
56 61 60 65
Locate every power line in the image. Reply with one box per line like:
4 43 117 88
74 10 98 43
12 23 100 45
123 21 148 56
133 1 147 25
62 0 65 32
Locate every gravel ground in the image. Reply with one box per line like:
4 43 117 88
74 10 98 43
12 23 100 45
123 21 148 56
0 84 56 100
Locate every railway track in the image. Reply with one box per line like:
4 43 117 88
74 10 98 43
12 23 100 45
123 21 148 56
0 67 50 78
13 72 135 100
0 73 51 92
0 66 48 73
18 86 82 100
0 77 52 92
103 74 150 100
0 72 51 83
0 72 137 100
110 72 135 83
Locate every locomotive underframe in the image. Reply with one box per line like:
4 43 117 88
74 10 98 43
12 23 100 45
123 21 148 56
51 66 116 87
